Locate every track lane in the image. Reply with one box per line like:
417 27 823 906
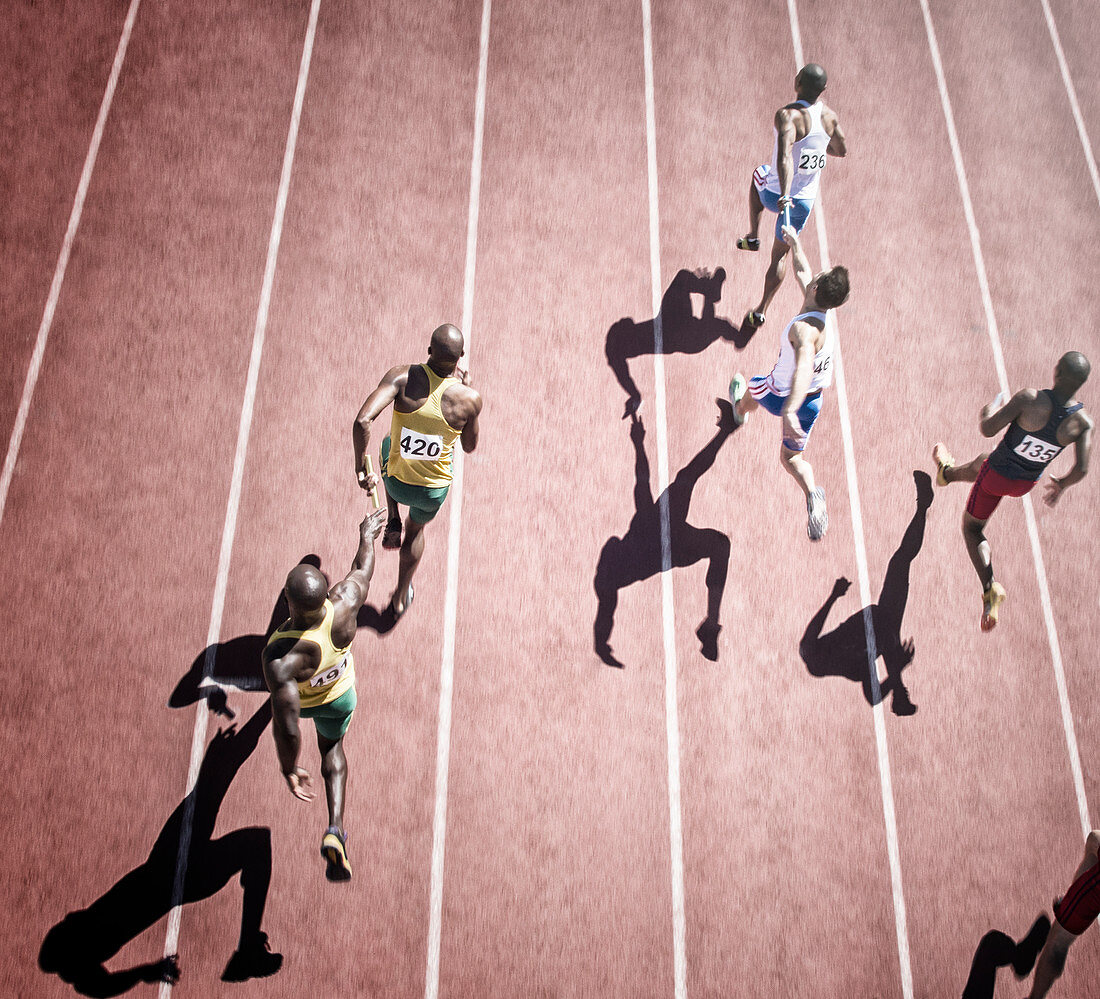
0 3 310 996
916 0 1100 990
650 3 904 995
0 1 130 469
435 2 674 995
164 0 482 995
797 0 1099 992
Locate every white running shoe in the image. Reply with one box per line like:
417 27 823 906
728 373 747 427
806 487 828 541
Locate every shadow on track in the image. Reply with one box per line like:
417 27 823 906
961 914 1050 999
799 470 934 715
38 701 281 995
605 267 753 419
594 401 736 669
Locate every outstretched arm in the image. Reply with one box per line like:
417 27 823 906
353 365 406 481
781 225 814 293
629 414 653 511
329 510 387 628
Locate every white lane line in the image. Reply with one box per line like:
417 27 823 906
786 3 913 996
1040 0 1100 209
423 1 491 996
917 0 1091 838
641 3 688 997
0 0 142 528
158 0 322 988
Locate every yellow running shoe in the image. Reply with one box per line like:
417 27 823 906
981 581 1006 632
321 826 352 882
932 442 955 487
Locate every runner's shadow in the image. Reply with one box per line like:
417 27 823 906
594 401 735 668
38 701 282 995
961 914 1050 999
799 471 934 715
606 267 753 418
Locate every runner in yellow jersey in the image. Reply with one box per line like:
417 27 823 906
353 324 483 619
262 508 386 881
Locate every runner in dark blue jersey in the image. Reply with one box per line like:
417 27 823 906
931 351 1092 631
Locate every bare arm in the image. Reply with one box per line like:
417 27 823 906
774 108 797 202
781 225 814 293
781 324 816 441
1045 416 1092 506
262 653 313 800
978 388 1031 437
452 370 483 454
353 365 405 480
328 510 387 636
826 110 846 157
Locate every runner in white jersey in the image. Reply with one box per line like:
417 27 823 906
727 225 850 541
735 64 847 335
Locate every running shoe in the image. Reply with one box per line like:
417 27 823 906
932 442 954 487
728 373 747 427
980 581 1006 632
321 826 352 882
807 487 828 541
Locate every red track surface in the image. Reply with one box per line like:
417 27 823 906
2 1 1097 997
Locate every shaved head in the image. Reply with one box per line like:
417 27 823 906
430 323 464 364
285 563 327 613
1056 350 1090 390
796 63 827 101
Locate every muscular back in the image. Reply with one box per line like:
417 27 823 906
394 364 479 431
1014 389 1090 446
778 101 842 143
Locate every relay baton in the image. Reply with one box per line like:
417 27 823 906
364 456 380 510
783 201 791 231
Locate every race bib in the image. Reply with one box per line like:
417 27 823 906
310 654 348 689
1013 434 1062 464
399 429 443 461
797 149 826 174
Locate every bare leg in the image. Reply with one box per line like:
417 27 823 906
744 181 764 241
781 442 816 498
1028 922 1075 999
961 511 995 591
942 453 987 484
393 516 427 613
385 488 401 524
754 238 792 316
317 734 347 832
734 389 760 424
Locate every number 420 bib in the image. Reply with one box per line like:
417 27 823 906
400 429 443 460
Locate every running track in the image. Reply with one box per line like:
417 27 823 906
1 1 1097 996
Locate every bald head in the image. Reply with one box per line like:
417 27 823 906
285 564 327 614
429 324 464 365
1055 350 1090 391
796 64 828 102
